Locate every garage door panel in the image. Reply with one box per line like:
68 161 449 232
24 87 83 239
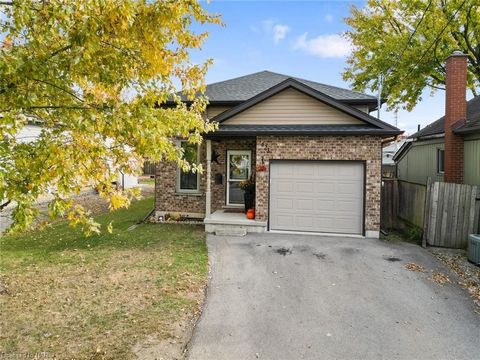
336 165 362 178
295 182 315 193
296 198 314 210
296 216 314 228
274 198 294 210
334 218 363 232
273 165 294 177
336 182 361 195
273 214 294 228
335 200 359 212
296 164 315 177
275 180 294 193
313 182 336 194
270 161 363 234
315 163 336 176
315 199 336 210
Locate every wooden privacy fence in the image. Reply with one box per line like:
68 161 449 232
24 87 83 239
143 161 156 176
381 179 397 230
381 179 426 230
423 181 480 249
398 180 426 229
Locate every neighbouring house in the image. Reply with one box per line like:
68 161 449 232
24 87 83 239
15 122 139 189
156 71 402 238
382 139 406 178
394 52 480 186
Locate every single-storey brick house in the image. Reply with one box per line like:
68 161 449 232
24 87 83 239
156 71 402 238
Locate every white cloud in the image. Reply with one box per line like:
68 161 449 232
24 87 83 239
262 20 290 44
293 33 351 58
273 24 290 43
325 14 334 23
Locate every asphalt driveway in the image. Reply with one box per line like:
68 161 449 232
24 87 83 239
187 233 480 360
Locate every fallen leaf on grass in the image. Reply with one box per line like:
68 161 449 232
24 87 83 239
429 272 451 285
405 262 425 272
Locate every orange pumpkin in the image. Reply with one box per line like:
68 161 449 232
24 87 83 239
246 208 255 219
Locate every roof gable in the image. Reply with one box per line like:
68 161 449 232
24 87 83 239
221 87 364 126
212 78 400 134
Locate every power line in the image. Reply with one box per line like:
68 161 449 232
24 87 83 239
394 0 433 70
377 0 433 119
398 0 468 86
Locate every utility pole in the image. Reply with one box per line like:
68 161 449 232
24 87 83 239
377 73 383 119
394 110 399 150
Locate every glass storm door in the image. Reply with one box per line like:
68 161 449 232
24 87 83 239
227 150 251 206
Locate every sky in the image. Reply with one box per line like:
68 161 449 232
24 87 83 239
191 0 452 136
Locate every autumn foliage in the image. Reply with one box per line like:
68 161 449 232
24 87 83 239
0 0 220 233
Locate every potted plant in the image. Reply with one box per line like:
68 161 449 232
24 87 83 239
239 177 255 213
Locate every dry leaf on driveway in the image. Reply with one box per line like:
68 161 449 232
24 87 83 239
429 272 451 285
405 262 426 272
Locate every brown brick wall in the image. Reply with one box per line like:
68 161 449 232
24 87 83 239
155 138 256 215
155 143 206 215
155 135 383 233
444 53 467 183
210 138 256 210
255 135 382 232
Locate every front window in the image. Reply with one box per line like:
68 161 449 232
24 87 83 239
177 141 199 193
437 149 445 174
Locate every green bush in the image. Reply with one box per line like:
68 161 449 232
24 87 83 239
406 225 423 242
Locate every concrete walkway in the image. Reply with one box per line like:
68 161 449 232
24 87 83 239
187 233 480 360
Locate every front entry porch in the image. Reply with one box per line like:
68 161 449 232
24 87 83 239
204 137 263 235
204 209 267 236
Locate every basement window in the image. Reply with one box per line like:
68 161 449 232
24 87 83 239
176 141 200 193
437 149 445 174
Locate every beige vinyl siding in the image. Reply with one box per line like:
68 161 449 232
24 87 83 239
396 139 444 185
207 106 231 119
222 88 364 125
464 136 480 185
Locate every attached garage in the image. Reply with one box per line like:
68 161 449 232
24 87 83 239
269 161 364 235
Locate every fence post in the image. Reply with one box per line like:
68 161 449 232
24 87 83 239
393 179 399 230
422 177 432 248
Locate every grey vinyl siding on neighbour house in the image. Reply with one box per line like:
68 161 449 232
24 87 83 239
464 134 480 185
396 138 445 185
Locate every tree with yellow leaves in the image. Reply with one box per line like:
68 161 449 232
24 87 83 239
0 0 220 234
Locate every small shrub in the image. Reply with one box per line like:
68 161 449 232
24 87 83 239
407 225 423 242
165 212 181 221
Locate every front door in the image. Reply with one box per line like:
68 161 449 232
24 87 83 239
227 150 252 206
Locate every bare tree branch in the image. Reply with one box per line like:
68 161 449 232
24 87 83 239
30 78 84 103
0 200 11 211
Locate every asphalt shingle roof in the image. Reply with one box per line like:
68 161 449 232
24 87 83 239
189 71 377 103
411 96 480 138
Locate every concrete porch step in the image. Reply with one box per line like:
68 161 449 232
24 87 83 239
213 225 248 237
204 210 267 235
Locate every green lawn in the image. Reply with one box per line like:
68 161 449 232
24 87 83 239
0 197 208 359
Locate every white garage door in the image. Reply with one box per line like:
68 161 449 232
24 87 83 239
269 161 364 234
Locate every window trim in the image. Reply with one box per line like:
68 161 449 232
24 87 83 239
176 140 201 194
436 148 445 174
